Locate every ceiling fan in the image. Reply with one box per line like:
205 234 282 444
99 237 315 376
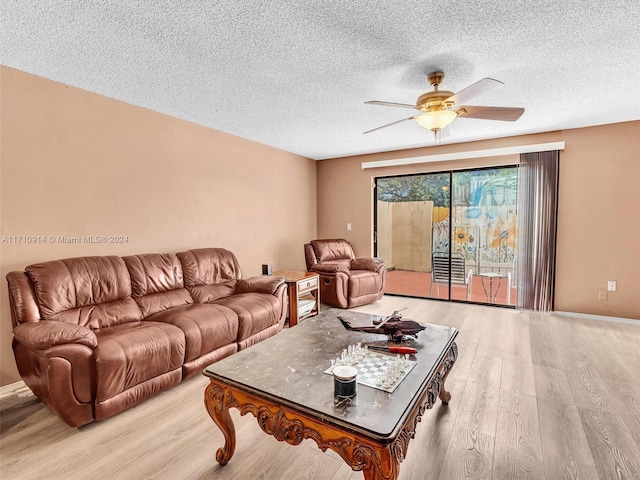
364 71 524 138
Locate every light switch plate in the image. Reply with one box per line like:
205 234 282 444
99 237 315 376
607 280 616 292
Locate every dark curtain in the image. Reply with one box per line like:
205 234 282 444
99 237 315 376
517 150 560 311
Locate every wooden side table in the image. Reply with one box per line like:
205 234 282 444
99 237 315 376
273 270 320 327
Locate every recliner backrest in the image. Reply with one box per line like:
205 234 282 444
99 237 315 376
310 239 355 266
25 256 143 329
176 248 242 303
123 253 193 317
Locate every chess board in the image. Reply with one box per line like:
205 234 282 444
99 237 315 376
324 350 417 393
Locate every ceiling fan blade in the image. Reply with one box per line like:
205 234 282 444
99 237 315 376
456 106 525 121
446 78 504 106
363 115 418 134
365 100 419 110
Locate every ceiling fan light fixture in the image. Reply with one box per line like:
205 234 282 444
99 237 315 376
415 110 457 132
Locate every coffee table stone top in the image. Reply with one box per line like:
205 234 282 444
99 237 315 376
204 308 457 440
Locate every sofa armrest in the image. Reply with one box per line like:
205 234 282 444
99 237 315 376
236 276 285 295
350 258 385 272
13 321 98 350
7 271 42 326
310 264 351 274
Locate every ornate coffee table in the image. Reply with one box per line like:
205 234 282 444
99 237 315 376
203 308 458 480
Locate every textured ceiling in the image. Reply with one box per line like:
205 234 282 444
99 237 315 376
2 1 639 160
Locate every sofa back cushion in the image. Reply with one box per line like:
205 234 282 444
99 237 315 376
123 253 193 317
311 239 355 265
176 248 242 303
26 256 143 329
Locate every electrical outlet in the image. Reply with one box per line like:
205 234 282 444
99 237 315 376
598 290 607 301
607 280 616 292
347 223 352 231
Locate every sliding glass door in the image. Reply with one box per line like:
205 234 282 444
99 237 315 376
451 167 518 305
374 166 518 306
375 172 452 300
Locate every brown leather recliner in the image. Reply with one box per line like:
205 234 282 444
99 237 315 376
304 239 386 309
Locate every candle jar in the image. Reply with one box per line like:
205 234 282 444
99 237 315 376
333 365 357 399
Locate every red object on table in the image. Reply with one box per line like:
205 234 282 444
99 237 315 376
368 346 417 355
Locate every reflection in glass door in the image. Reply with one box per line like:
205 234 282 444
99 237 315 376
451 167 518 306
374 166 518 306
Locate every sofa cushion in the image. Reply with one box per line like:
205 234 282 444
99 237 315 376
177 248 242 286
214 293 280 342
148 304 238 362
310 264 351 274
94 321 185 402
26 256 143 329
310 239 355 264
123 253 192 317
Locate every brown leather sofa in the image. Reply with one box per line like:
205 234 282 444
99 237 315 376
304 239 386 309
6 248 286 427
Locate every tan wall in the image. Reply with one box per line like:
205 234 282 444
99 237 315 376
317 121 640 320
0 67 317 386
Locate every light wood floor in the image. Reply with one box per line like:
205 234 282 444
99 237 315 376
1 297 639 480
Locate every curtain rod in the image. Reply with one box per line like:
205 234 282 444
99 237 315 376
361 141 565 170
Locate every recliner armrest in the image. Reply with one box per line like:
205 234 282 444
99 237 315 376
309 264 351 274
350 258 385 273
236 276 285 295
13 321 98 350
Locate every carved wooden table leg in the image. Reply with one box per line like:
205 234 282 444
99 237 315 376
361 445 399 480
363 465 397 480
204 382 236 465
439 342 458 405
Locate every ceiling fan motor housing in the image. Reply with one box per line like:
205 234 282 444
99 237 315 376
416 90 455 112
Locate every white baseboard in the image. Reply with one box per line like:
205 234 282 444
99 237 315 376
554 311 639 325
0 380 31 400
